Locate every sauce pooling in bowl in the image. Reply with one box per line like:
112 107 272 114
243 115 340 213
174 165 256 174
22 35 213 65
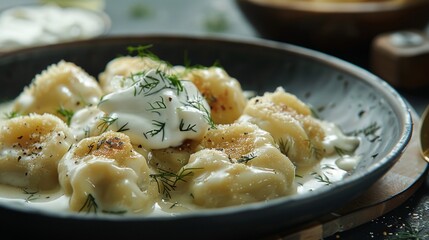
0 54 361 216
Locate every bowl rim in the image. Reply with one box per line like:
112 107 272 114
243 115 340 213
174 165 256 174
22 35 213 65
0 33 414 229
237 0 429 13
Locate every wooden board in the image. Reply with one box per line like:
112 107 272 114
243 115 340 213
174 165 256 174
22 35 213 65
269 109 428 239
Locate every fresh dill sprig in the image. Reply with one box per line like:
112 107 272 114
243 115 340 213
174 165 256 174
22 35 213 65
179 119 197 132
117 122 130 132
79 194 98 213
311 172 332 185
23 188 39 202
127 44 159 61
127 44 172 68
57 106 74 126
3 111 20 119
133 72 160 96
146 96 166 116
185 97 216 129
150 167 201 199
131 70 183 97
97 116 118 133
144 120 166 141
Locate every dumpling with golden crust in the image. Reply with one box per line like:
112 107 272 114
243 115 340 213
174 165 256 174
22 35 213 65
179 66 248 124
0 113 75 190
239 87 326 167
172 122 295 208
58 131 158 214
12 60 103 123
98 56 170 94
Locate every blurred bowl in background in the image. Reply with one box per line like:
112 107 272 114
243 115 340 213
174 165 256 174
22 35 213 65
236 0 429 65
0 3 110 53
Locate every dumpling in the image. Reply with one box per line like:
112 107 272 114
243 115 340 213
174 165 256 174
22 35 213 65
12 60 103 123
98 56 170 94
171 122 295 208
179 66 248 124
239 87 326 167
0 113 75 190
58 131 158 214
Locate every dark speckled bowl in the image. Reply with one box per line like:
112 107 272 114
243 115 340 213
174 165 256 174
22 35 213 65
0 35 412 239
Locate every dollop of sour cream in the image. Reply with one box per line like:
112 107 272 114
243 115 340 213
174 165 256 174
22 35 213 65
98 69 212 149
0 4 108 52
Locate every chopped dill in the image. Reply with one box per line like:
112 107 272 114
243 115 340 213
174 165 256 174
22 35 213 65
117 122 130 132
127 44 159 61
150 167 202 199
144 120 166 141
179 119 197 132
130 70 183 97
23 188 39 202
79 194 98 213
3 111 20 119
57 106 74 126
169 202 179 209
97 116 118 133
127 44 172 67
185 97 216 129
311 172 332 185
146 96 166 116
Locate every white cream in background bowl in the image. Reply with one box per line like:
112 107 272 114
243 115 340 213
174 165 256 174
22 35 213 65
0 4 110 52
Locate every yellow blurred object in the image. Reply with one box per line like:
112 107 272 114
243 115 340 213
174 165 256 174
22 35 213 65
40 0 105 11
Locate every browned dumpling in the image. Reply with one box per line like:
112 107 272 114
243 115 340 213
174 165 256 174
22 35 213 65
0 113 75 190
12 60 103 123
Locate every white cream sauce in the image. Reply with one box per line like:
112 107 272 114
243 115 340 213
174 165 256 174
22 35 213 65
98 69 211 150
0 4 108 52
0 93 361 216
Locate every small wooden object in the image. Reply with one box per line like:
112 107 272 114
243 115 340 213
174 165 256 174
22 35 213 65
370 30 429 89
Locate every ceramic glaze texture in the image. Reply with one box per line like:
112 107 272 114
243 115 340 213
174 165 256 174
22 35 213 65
0 35 412 239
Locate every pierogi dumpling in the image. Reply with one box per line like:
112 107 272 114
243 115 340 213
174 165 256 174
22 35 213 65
172 122 295 208
58 131 158 214
239 87 326 167
12 60 103 123
0 113 75 190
